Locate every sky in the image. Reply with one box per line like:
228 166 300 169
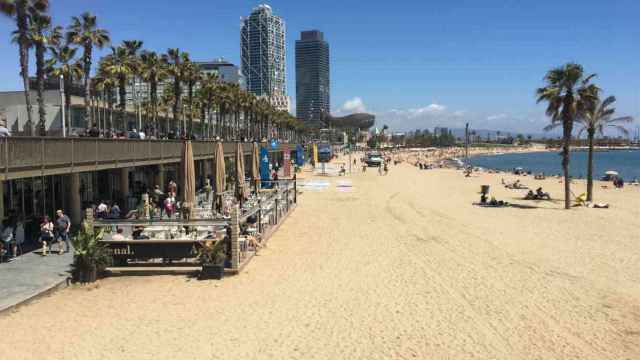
1 0 638 134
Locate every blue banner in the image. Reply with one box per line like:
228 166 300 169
260 147 271 188
296 144 304 166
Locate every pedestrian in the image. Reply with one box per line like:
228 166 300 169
164 194 176 218
55 209 71 254
0 219 16 261
39 216 54 256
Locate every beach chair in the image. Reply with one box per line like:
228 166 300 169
573 193 587 207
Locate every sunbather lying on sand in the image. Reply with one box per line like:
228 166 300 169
505 180 528 189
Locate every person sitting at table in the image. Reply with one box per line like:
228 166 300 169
111 227 125 241
109 203 121 219
132 226 149 240
96 201 109 219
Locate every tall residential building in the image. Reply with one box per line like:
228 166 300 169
240 4 290 111
295 30 330 124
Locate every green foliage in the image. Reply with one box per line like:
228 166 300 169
196 240 226 266
71 226 111 274
403 129 457 147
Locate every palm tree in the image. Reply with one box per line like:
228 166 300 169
20 11 61 135
101 45 134 131
140 50 165 137
46 44 82 134
536 63 597 209
162 48 183 135
93 72 117 132
181 55 200 138
577 92 634 201
121 40 143 130
2 0 49 135
67 12 110 129
196 72 219 139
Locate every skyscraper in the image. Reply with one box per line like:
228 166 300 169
240 4 289 111
295 30 330 124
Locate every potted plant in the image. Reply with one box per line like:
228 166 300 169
197 240 226 280
71 227 111 283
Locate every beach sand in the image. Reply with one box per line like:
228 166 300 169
1 162 639 359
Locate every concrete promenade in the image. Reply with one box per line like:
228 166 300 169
0 250 72 314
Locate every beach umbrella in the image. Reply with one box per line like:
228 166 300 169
251 142 260 192
181 140 196 219
213 142 226 211
235 142 247 200
605 170 619 176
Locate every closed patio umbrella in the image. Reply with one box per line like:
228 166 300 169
181 140 196 219
251 142 260 193
213 142 226 212
236 142 247 201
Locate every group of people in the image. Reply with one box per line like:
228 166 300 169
37 210 71 256
524 187 552 200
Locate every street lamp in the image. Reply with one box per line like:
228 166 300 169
60 75 66 137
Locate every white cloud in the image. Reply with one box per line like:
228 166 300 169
486 114 507 121
337 97 367 114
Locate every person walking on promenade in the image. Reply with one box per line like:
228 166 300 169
55 210 71 254
0 219 16 261
39 216 54 256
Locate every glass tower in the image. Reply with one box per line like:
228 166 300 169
240 5 289 111
295 30 330 124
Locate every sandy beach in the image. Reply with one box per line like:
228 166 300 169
1 160 639 359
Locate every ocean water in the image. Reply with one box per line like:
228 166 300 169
469 150 640 180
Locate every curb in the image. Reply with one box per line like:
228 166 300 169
0 277 69 317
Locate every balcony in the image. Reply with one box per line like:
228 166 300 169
0 137 291 180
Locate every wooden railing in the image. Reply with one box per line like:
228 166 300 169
0 137 293 180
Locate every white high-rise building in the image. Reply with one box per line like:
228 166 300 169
240 4 290 112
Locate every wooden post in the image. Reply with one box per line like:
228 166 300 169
293 174 297 204
70 173 82 226
257 197 262 234
230 205 240 271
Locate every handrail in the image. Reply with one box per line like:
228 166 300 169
0 137 299 181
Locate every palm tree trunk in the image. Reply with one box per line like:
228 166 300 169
561 117 573 209
119 77 127 131
15 5 33 136
586 128 595 202
35 42 46 136
83 44 93 128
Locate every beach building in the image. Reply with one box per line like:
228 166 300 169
0 89 294 254
295 30 330 125
240 4 290 112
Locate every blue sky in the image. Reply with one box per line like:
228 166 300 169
1 0 638 133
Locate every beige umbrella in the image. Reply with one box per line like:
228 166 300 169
181 140 196 219
213 142 226 212
251 142 260 193
235 142 247 201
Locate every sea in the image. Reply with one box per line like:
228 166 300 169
468 150 640 180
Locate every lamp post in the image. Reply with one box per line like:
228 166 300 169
60 75 66 137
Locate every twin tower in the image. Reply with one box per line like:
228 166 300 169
240 5 330 125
